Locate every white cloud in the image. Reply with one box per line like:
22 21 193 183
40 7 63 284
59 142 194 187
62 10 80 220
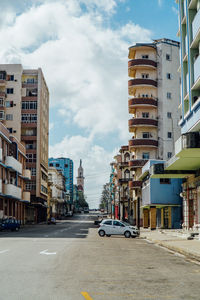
0 0 153 207
158 0 162 6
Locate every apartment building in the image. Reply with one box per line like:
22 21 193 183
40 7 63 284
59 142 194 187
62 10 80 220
48 157 74 210
0 122 31 224
154 1 200 229
48 167 66 218
128 39 181 227
0 64 49 223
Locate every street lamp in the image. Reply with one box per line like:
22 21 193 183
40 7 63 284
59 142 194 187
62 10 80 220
117 185 121 220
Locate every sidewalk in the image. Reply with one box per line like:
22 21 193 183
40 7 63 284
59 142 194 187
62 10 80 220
140 229 200 262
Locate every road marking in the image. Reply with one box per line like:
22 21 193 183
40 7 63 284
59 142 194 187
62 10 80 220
40 249 56 255
0 249 9 254
81 292 93 300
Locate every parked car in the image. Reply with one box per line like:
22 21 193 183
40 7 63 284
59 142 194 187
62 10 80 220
65 211 73 217
84 207 89 213
98 219 139 238
47 217 56 225
0 219 20 231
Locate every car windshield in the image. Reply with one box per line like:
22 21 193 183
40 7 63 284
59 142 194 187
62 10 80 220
121 221 131 227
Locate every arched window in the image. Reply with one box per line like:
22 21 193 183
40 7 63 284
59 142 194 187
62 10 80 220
124 152 130 162
124 169 130 179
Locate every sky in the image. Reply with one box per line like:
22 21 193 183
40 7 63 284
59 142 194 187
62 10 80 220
0 0 179 208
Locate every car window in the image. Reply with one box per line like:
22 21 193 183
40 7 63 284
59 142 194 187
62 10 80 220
103 220 112 225
113 221 122 226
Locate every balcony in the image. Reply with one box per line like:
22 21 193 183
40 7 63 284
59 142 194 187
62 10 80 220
0 91 6 98
165 132 200 171
129 118 158 132
129 138 158 149
192 8 200 45
128 59 157 69
22 81 38 88
21 169 31 180
129 97 157 113
0 79 6 86
129 159 148 168
4 184 22 200
5 156 22 174
129 180 142 189
119 178 131 184
119 161 129 168
193 55 200 87
22 191 30 202
128 78 157 88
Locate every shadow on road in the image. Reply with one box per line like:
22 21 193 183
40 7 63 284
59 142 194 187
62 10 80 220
0 214 99 239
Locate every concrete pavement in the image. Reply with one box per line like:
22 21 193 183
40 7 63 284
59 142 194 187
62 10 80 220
140 228 200 263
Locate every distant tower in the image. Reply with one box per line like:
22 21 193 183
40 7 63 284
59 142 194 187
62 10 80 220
77 159 84 192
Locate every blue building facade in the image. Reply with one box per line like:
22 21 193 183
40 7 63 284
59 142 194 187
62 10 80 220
48 158 73 206
140 160 183 229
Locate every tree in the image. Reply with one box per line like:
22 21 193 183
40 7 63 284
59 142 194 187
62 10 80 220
77 191 89 208
99 183 110 211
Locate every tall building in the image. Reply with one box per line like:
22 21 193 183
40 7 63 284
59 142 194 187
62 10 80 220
0 64 49 223
77 159 84 192
0 122 31 224
156 0 200 229
48 157 74 209
128 39 181 227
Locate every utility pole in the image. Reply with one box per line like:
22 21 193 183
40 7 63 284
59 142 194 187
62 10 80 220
118 186 121 220
137 196 140 231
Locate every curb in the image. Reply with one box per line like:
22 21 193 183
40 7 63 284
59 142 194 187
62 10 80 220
143 237 200 263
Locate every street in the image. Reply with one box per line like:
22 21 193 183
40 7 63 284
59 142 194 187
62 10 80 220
1 214 200 300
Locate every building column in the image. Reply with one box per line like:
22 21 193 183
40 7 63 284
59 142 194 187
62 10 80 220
150 207 156 230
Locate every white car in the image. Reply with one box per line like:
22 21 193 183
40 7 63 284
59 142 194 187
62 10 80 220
98 219 139 238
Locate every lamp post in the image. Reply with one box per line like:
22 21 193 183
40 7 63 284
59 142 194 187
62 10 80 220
118 185 121 220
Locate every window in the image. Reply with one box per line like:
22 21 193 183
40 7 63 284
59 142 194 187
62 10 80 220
7 128 13 133
49 163 53 167
5 101 13 107
6 88 14 94
27 167 36 176
6 114 13 121
0 111 4 120
167 73 172 79
104 220 112 225
142 153 150 159
0 98 4 106
64 164 68 168
26 153 37 163
21 114 37 123
41 185 48 194
167 92 172 99
23 129 36 136
142 94 149 98
22 101 37 110
142 55 149 59
113 221 122 226
167 112 172 118
124 169 130 179
167 152 172 159
25 181 36 190
142 132 150 139
167 132 172 138
56 164 59 167
166 54 171 61
142 112 149 118
25 141 36 150
142 73 149 79
160 178 171 184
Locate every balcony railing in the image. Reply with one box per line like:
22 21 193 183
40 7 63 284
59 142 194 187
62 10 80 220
129 118 158 128
4 184 22 200
129 159 148 168
128 59 157 69
194 55 200 84
22 191 30 202
192 8 200 41
5 156 22 174
175 132 200 155
129 97 158 109
129 138 158 148
119 161 129 168
129 181 142 189
128 78 157 88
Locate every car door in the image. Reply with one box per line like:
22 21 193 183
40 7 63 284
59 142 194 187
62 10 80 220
113 220 125 235
102 220 113 234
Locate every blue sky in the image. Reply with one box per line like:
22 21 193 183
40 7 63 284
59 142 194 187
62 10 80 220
0 0 179 208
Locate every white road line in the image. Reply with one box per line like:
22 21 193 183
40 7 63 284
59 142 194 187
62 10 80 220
40 249 57 255
0 249 9 254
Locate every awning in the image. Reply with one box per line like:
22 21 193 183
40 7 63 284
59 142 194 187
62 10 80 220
141 204 181 209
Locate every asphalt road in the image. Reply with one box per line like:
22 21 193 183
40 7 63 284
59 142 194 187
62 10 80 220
1 214 200 300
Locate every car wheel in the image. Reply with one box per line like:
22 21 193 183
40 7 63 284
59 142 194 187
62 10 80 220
106 234 111 237
98 230 105 237
124 231 131 238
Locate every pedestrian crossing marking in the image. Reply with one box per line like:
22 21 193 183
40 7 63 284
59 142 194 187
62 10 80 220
81 292 93 300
